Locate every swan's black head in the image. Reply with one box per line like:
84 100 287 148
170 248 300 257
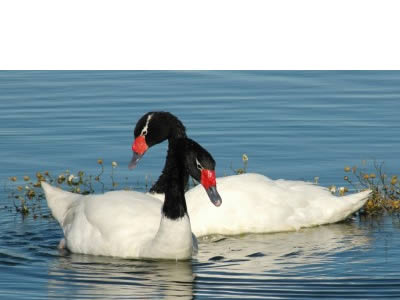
129 112 186 169
182 138 222 207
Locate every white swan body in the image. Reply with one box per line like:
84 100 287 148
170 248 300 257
151 173 371 237
130 112 371 237
42 182 195 259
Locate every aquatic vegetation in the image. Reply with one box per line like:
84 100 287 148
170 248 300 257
4 156 398 218
231 153 249 175
5 155 251 218
333 160 400 215
4 160 136 218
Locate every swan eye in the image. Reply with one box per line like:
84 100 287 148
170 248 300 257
196 158 203 171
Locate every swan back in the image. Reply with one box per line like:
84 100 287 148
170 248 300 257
185 173 371 236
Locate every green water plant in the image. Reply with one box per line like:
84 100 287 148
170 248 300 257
331 160 400 215
231 153 249 175
5 154 251 218
4 159 135 218
7 156 396 218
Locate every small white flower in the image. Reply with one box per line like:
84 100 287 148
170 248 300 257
329 185 337 194
242 154 248 162
68 174 75 182
112 161 118 168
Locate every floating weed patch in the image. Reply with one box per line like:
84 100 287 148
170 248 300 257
5 156 397 218
4 157 205 218
3 159 143 218
329 160 400 215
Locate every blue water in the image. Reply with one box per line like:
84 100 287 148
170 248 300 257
1 71 400 299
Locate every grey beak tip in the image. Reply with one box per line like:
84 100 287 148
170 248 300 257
206 186 222 207
128 152 143 169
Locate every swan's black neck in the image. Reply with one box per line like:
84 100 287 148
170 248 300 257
162 138 189 220
167 115 186 140
150 114 188 194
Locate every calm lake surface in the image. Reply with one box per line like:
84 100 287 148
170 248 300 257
1 71 400 299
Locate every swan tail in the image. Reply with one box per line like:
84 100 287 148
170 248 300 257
41 181 80 224
341 189 372 214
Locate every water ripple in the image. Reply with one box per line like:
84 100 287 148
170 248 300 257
2 71 400 299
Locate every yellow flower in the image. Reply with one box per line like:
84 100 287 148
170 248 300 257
391 176 398 185
97 159 103 165
369 173 376 179
393 201 400 209
363 174 369 180
23 176 30 181
10 176 17 182
344 166 351 172
339 187 349 196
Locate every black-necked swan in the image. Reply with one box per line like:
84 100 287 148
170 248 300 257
129 111 371 236
42 137 222 259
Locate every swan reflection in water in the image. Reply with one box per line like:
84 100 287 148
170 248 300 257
47 222 370 299
48 255 194 299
